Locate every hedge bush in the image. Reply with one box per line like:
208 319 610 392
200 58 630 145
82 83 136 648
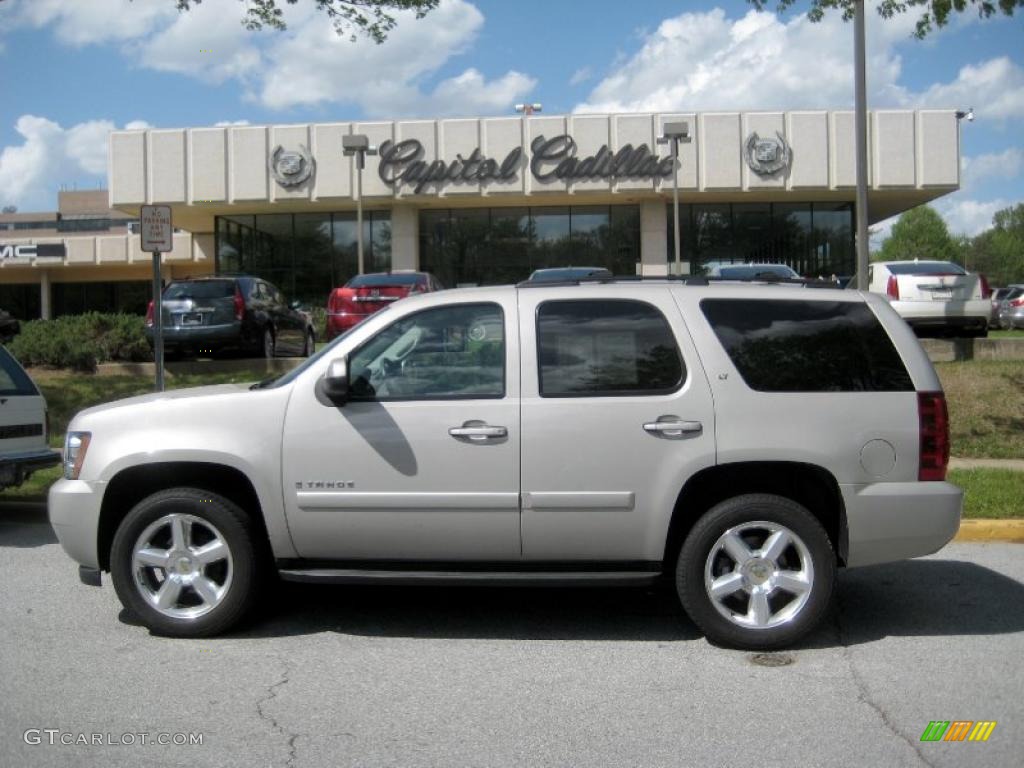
8 313 152 371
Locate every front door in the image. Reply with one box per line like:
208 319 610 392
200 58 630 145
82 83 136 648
517 286 716 562
281 297 521 561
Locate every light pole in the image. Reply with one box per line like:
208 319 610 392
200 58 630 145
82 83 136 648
955 108 974 271
658 121 692 277
515 103 543 115
343 134 378 275
854 0 870 290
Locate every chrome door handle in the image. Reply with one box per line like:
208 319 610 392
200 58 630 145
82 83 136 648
449 425 508 441
643 419 702 438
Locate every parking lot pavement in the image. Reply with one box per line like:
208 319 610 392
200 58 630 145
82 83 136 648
2 502 1022 768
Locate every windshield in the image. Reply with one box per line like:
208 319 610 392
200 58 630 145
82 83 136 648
886 262 966 276
165 280 236 299
347 274 424 287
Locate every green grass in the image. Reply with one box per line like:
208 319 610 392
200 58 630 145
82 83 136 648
2 465 61 500
989 329 1024 339
934 360 1024 459
948 468 1024 519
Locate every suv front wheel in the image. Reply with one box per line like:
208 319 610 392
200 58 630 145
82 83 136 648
676 494 835 649
110 488 261 637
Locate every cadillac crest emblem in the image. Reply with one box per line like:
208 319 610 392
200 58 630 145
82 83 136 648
269 144 315 187
744 132 791 176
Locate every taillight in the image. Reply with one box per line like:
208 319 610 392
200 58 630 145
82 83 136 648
145 300 154 327
886 275 900 300
233 287 245 321
1011 297 1024 308
979 274 991 299
918 392 949 482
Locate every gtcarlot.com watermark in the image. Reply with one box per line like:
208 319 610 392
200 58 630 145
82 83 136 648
24 729 203 747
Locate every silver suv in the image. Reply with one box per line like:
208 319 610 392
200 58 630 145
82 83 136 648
50 280 962 649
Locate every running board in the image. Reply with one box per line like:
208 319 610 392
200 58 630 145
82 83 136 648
277 568 663 587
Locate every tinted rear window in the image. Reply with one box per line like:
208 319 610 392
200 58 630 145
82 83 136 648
164 280 235 300
701 299 913 392
0 347 39 396
347 274 425 287
716 265 798 279
1006 288 1024 300
886 262 966 276
537 300 684 397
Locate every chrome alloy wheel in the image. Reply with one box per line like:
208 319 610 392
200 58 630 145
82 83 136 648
703 520 814 630
131 513 234 620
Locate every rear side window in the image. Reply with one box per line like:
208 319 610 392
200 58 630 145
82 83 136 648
164 280 235 300
0 348 39 396
537 300 684 397
701 299 913 392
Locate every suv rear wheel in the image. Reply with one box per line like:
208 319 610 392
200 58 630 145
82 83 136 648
110 488 261 637
675 494 835 649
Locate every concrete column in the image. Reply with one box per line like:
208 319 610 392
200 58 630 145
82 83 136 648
640 201 669 276
389 205 419 271
40 270 51 320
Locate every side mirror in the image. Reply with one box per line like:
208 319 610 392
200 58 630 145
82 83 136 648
316 358 349 405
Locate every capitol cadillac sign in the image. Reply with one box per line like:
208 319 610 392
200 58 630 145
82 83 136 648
268 130 794 193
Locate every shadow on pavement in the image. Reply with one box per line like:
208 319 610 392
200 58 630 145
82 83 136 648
0 501 56 548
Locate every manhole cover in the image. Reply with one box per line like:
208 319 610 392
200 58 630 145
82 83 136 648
749 652 794 667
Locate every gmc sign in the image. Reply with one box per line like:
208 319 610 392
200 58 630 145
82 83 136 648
0 243 66 260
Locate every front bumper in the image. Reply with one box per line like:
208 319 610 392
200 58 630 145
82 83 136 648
48 477 106 570
841 481 962 567
0 447 61 489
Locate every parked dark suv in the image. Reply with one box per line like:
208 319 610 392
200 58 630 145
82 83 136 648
145 276 315 358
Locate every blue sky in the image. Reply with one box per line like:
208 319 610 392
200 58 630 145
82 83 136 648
1 0 1021 240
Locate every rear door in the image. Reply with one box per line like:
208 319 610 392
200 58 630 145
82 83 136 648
888 261 980 303
518 285 716 562
162 279 236 329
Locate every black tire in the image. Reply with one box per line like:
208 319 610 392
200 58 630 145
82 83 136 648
675 494 835 650
302 329 315 357
110 488 263 637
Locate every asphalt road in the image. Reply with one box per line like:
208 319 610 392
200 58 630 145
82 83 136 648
1 501 1022 768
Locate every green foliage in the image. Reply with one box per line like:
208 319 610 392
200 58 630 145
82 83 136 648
876 205 962 263
167 0 440 42
8 313 152 372
966 203 1024 285
748 0 1023 39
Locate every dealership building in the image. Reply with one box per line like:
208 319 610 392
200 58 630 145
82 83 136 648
1 109 962 316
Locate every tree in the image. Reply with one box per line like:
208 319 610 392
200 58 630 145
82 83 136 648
747 1 1023 39
162 0 439 42
876 205 962 262
966 203 1024 285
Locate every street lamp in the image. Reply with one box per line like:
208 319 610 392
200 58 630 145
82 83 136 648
343 133 378 275
515 103 543 115
658 121 691 277
853 0 870 291
955 107 974 122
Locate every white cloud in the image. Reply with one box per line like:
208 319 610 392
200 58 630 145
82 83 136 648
961 148 1024 190
10 0 174 46
936 197 1014 236
6 0 533 119
573 6 1024 118
569 67 592 87
0 115 147 211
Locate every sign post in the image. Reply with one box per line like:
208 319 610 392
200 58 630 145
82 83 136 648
140 205 172 392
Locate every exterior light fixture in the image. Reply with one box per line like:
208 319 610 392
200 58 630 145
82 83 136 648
955 107 974 122
657 121 692 278
514 103 543 115
343 134 378 275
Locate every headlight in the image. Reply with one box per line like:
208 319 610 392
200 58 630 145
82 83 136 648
63 432 91 480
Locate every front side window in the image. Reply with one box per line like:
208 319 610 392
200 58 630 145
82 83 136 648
349 303 505 400
537 300 685 397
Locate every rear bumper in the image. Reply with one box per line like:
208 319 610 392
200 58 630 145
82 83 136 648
841 481 962 567
326 312 367 340
48 477 105 570
0 447 61 489
890 299 989 327
145 321 245 348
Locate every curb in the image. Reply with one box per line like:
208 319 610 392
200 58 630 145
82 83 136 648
954 519 1024 543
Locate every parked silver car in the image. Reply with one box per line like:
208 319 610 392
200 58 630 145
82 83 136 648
50 280 962 649
868 260 990 337
997 285 1024 330
0 346 60 490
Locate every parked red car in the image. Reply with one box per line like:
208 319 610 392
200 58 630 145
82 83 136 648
326 271 444 340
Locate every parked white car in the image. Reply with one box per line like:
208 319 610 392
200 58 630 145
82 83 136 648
868 260 990 337
0 347 60 490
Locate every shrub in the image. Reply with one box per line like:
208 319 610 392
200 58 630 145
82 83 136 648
8 313 152 372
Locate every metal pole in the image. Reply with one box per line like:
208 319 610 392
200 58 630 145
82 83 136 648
356 152 365 275
671 138 682 276
854 0 870 290
152 250 164 392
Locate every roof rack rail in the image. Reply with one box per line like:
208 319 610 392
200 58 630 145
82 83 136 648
516 274 844 289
